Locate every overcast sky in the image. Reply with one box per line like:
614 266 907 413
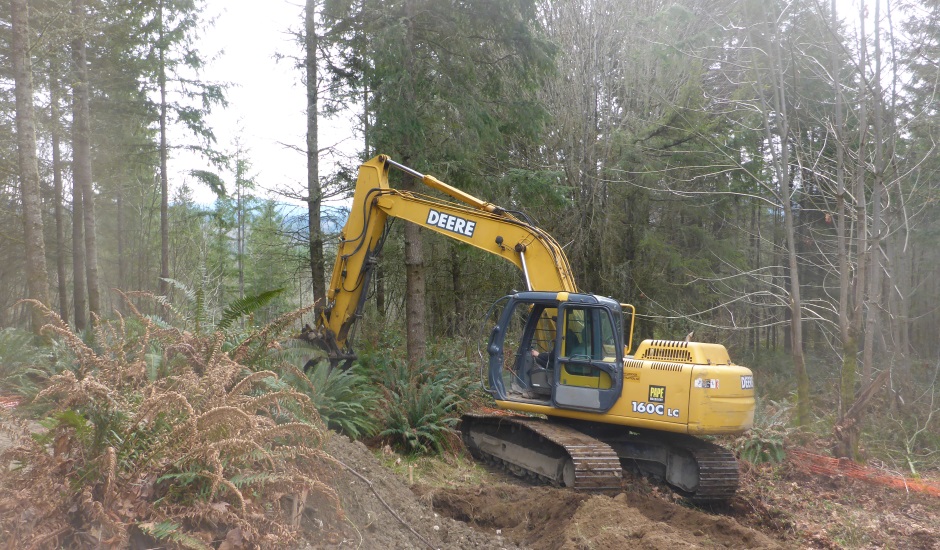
171 0 874 207
172 0 356 206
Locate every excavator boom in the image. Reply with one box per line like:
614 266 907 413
307 155 577 367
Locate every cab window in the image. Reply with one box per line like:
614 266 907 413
562 307 618 363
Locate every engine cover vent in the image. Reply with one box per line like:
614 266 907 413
633 339 733 366
639 340 693 364
650 362 685 372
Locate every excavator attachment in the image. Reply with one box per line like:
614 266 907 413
297 324 355 372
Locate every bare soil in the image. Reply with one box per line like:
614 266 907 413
317 433 940 550
730 459 940 549
311 433 779 549
303 434 522 549
416 483 780 549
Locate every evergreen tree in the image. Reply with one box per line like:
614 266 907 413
72 0 102 322
11 0 50 333
141 0 226 296
324 0 554 363
306 0 326 316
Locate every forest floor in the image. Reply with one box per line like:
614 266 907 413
314 433 940 550
3 408 939 549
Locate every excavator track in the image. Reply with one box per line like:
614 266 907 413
460 413 621 491
681 437 740 501
461 414 740 501
577 424 740 502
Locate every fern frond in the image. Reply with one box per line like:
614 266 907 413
231 304 315 364
161 278 196 303
216 288 285 332
138 521 213 550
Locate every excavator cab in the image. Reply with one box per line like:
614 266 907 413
486 291 626 414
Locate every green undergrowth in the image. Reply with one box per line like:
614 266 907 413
0 327 59 400
356 336 478 455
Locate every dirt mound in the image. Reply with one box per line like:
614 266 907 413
420 483 781 549
420 485 589 548
307 434 521 549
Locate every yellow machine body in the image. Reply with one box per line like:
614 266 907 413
499 339 754 435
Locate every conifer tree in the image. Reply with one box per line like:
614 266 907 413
11 0 50 333
324 0 554 363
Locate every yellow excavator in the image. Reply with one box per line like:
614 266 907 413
305 155 755 500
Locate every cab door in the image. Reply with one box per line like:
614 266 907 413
552 305 623 413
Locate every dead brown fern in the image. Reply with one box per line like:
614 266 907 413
0 299 343 549
231 304 316 364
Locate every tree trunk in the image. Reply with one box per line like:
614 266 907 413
853 0 870 385
158 0 170 296
117 183 125 290
11 0 50 334
366 84 384 318
72 0 100 319
752 10 810 425
50 59 69 323
831 0 859 458
236 159 244 300
306 0 325 314
72 160 87 331
451 243 465 336
863 0 890 387
401 0 427 365
783 198 809 427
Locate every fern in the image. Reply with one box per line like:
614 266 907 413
160 273 285 337
0 300 338 549
284 355 380 439
734 398 792 464
0 327 54 397
217 288 285 332
736 428 787 464
363 351 472 455
229 471 279 488
138 521 213 550
160 276 202 330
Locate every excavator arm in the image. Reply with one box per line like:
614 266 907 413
305 154 578 368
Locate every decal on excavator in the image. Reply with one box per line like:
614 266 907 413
695 378 720 389
631 401 680 417
426 209 476 237
648 385 666 403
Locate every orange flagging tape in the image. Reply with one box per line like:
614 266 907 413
0 396 20 410
788 448 940 497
